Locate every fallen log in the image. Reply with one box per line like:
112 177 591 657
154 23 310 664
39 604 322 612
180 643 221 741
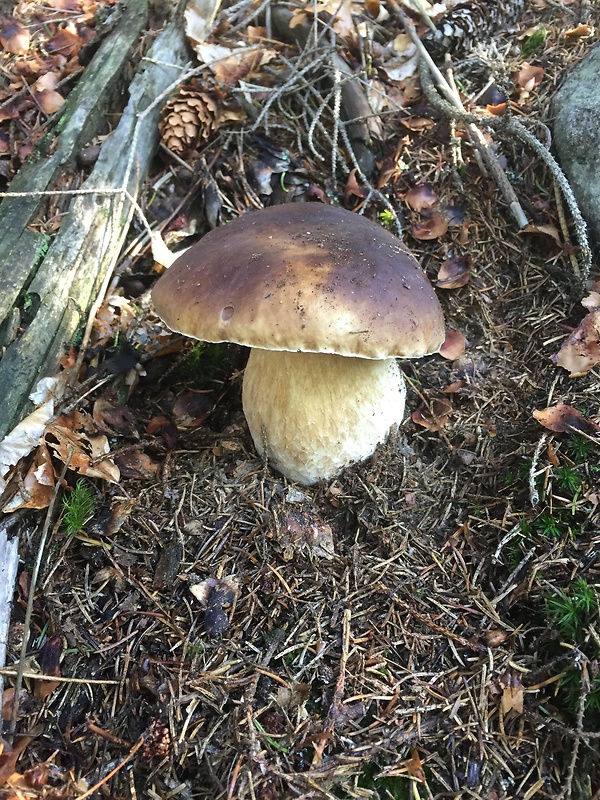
0 2 191 440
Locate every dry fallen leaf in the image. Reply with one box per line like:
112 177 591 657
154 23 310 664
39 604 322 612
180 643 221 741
375 34 418 82
516 62 544 91
146 415 178 449
533 403 600 435
520 223 561 245
93 393 138 437
0 735 32 786
0 402 54 497
343 168 369 204
364 0 380 17
565 24 590 39
34 636 62 701
279 508 335 560
35 88 65 115
172 389 217 428
190 576 239 637
45 27 83 58
92 294 137 345
114 448 159 480
0 95 27 122
276 681 310 709
411 209 448 240
196 43 277 85
375 156 399 189
0 18 30 55
499 671 524 716
436 255 471 289
443 379 466 394
290 0 355 38
45 410 120 482
486 102 508 116
405 184 438 212
321 0 355 38
399 116 435 132
0 375 65 499
407 749 426 783
184 0 215 45
439 328 467 360
412 398 452 432
3 442 55 512
485 629 508 647
552 309 600 376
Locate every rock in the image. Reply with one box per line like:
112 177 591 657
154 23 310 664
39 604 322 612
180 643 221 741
553 44 600 245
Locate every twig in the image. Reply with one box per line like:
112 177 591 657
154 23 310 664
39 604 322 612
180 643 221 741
553 178 581 279
529 434 547 507
311 608 352 766
338 122 402 235
559 659 591 800
395 599 486 653
327 607 351 727
492 523 522 563
490 547 536 606
0 669 119 685
411 0 436 32
511 118 591 281
87 719 132 747
269 5 401 228
390 2 528 229
525 708 600 741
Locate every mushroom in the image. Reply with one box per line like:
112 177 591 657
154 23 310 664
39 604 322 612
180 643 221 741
151 203 445 485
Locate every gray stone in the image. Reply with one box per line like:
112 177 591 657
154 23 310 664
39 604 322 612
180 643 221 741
553 44 600 245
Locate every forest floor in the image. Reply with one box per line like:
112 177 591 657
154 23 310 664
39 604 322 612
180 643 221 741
1 0 600 798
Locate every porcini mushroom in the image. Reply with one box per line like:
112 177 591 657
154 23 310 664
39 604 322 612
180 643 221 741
151 203 444 485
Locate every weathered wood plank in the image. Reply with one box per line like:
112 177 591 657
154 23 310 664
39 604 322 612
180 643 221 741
0 0 150 330
0 12 191 438
0 516 20 708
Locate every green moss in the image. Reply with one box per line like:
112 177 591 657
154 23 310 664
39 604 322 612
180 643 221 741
356 762 410 799
170 342 236 389
545 577 597 640
555 466 582 494
568 435 593 462
521 28 548 58
378 210 396 231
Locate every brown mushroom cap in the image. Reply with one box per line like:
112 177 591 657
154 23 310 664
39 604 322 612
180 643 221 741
152 203 444 359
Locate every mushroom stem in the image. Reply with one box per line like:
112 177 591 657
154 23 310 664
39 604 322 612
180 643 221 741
242 349 406 485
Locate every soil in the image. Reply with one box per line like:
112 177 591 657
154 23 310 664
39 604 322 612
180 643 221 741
2 1 600 799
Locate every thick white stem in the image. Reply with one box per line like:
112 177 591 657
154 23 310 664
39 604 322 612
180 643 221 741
242 349 406 485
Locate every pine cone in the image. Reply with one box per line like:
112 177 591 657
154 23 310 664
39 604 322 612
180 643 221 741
160 85 221 155
142 719 171 759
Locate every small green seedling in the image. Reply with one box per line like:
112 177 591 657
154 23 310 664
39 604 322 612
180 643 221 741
253 719 288 753
555 466 582 494
568 435 593 463
62 479 96 535
545 577 597 640
378 209 396 231
534 513 563 539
